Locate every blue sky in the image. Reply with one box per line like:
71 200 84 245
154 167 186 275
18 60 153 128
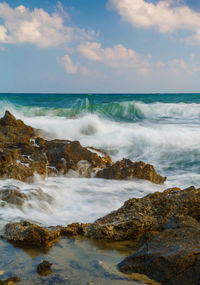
1 0 200 93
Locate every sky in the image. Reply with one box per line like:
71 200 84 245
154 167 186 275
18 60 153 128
0 0 200 93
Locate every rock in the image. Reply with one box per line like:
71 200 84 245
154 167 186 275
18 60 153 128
0 111 114 181
60 223 91 236
96 158 166 184
0 186 27 206
118 215 200 285
84 186 200 241
37 260 52 276
0 110 35 143
0 112 166 184
0 277 20 285
2 221 61 247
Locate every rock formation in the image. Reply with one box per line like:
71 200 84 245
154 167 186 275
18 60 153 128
37 260 53 276
82 186 200 284
0 111 165 184
96 158 166 184
0 277 20 285
0 186 27 206
84 186 199 240
2 221 61 247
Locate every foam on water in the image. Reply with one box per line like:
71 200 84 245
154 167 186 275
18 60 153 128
0 176 166 231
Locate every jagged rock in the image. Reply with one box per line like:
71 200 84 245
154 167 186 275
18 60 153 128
37 260 53 276
60 222 91 236
0 111 114 181
0 277 20 285
0 111 166 184
118 215 200 285
2 221 61 247
0 186 27 206
84 186 200 241
96 158 166 184
0 110 35 143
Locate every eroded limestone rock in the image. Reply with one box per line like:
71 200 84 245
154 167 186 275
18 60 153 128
0 186 27 206
2 221 61 247
0 111 166 184
0 277 20 285
85 186 200 241
96 158 166 184
118 215 200 285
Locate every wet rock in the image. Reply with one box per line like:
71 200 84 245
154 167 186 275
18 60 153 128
0 186 27 206
0 111 114 181
0 111 166 185
2 221 61 247
0 277 20 285
60 223 91 236
118 215 200 285
37 260 53 276
96 158 166 184
85 186 200 241
0 110 35 143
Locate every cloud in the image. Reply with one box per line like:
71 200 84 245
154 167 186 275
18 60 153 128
107 0 200 43
58 54 78 73
0 2 93 47
77 41 150 73
58 54 89 75
76 41 200 76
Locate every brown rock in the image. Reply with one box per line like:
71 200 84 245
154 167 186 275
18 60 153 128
118 215 200 285
0 111 166 185
85 186 200 241
60 222 91 236
96 158 166 184
2 221 61 247
0 110 35 143
37 260 52 276
0 277 20 285
0 186 27 206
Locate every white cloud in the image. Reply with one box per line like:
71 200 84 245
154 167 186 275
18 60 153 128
76 41 200 76
58 54 89 75
0 2 93 47
77 41 150 72
108 0 200 43
59 54 78 73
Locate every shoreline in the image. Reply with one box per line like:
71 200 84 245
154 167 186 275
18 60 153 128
0 110 199 284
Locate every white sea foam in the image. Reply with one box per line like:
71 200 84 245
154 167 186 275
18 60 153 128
0 177 165 230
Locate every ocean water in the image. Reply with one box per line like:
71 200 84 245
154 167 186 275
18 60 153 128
0 93 200 229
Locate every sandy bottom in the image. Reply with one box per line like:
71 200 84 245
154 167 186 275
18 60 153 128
0 237 159 285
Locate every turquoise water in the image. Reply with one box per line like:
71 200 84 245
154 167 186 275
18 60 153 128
0 93 200 228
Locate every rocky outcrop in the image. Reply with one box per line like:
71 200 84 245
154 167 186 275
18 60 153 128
84 186 200 241
0 186 27 206
0 110 35 143
0 111 113 181
2 221 61 247
96 158 166 184
81 186 200 284
118 215 200 285
37 260 53 276
0 277 20 285
0 111 166 184
60 222 91 236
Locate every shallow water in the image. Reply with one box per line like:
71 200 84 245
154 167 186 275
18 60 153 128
0 237 159 285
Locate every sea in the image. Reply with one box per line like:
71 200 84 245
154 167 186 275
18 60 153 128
0 93 199 284
0 93 200 229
